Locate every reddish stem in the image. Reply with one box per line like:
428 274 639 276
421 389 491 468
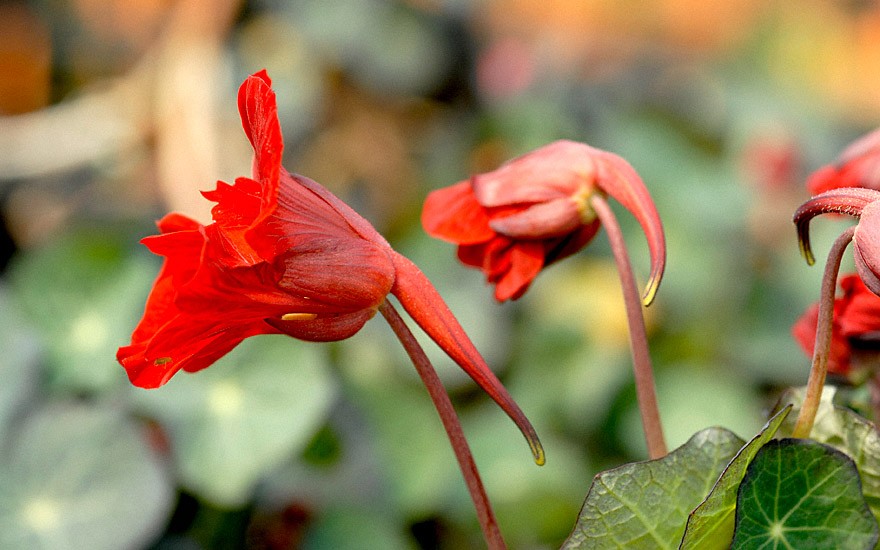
378 300 506 550
792 226 855 438
591 194 667 459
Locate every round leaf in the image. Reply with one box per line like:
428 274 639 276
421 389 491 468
680 405 792 549
131 335 336 506
0 285 40 439
0 403 173 550
563 427 745 549
732 438 878 549
776 386 880 519
7 226 156 392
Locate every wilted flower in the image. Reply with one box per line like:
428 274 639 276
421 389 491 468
807 128 880 195
421 140 665 303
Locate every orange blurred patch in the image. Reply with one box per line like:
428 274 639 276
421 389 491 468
477 0 768 68
72 0 172 49
0 4 52 114
765 2 880 118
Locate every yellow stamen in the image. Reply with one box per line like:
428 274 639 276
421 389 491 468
281 313 318 321
572 185 599 224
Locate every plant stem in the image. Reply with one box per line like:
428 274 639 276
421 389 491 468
379 300 506 550
590 194 667 459
792 226 855 438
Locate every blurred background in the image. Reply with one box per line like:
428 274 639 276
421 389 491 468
1 0 878 548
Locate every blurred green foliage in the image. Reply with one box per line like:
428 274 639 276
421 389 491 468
1 0 879 548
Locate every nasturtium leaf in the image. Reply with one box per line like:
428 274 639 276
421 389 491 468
0 402 173 550
732 438 878 549
0 285 40 440
562 427 745 549
7 226 156 392
679 405 791 549
776 387 880 519
301 505 412 550
131 335 335 507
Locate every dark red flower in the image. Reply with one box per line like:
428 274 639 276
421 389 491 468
792 274 880 375
807 128 880 195
118 71 542 463
421 140 665 303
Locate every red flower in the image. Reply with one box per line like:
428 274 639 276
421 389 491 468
421 140 665 303
807 128 880 195
792 274 880 375
117 71 542 462
118 71 397 387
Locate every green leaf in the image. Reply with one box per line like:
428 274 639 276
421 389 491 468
131 335 336 507
0 402 173 550
562 427 745 549
679 405 791 549
7 225 156 392
0 285 40 440
301 505 413 550
732 438 878 549
776 387 880 520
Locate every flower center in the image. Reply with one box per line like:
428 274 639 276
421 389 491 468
572 185 599 224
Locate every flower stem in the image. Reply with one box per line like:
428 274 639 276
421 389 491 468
792 226 855 438
590 194 667 459
379 300 507 550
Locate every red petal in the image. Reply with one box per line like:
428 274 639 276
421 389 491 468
133 223 207 344
544 220 601 267
488 197 581 239
791 302 851 375
422 180 496 244
245 172 396 312
807 129 880 194
118 320 279 388
237 70 283 214
389 251 544 464
854 200 880 297
456 236 547 301
199 178 264 266
470 140 589 207
202 178 262 230
837 274 880 336
156 213 202 233
492 241 544 301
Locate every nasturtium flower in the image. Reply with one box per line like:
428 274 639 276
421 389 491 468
794 187 880 297
117 70 542 463
792 274 880 376
421 140 665 303
807 128 880 195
